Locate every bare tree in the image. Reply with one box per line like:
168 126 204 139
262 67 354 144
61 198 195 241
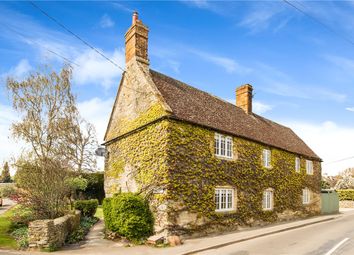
63 118 98 173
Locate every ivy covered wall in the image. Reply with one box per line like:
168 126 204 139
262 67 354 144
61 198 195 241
165 120 321 235
104 118 321 237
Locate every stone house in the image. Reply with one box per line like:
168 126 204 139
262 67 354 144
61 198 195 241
103 12 322 238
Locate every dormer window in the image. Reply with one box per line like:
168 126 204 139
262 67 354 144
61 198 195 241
262 149 271 168
214 133 233 159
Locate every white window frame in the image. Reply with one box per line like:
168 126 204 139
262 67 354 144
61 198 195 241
262 189 274 211
302 188 310 204
215 188 235 212
295 157 300 173
262 149 271 168
214 133 233 159
306 160 313 175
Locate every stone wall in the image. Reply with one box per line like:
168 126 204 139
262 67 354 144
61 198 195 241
28 210 80 250
339 200 354 208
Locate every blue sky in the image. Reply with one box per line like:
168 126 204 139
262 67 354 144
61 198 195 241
1 1 354 175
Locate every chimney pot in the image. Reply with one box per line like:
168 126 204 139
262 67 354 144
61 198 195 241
236 84 253 114
132 11 138 25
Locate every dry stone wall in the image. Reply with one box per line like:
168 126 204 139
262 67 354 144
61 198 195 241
28 210 80 249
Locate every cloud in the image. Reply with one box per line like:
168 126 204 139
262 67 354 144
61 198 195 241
0 6 125 90
78 97 115 170
346 107 354 112
281 120 354 176
99 14 115 28
253 101 273 114
189 49 252 74
1 59 32 82
111 2 134 13
0 103 25 175
324 55 354 74
239 2 290 33
255 63 347 102
77 97 114 143
184 0 210 9
72 48 124 89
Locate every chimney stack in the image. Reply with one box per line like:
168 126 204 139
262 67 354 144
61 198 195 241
236 84 253 114
125 12 149 66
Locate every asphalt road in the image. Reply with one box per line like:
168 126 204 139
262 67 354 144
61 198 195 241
196 211 354 255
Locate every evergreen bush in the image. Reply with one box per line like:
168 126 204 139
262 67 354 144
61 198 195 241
103 193 154 241
74 199 98 217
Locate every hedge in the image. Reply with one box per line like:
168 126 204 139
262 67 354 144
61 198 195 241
102 197 113 230
102 193 154 241
337 189 354 201
80 172 105 204
74 199 98 217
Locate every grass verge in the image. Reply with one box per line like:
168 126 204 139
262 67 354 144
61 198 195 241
95 205 103 220
0 207 18 249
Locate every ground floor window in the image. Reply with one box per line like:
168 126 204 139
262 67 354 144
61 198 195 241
262 189 274 211
303 188 311 204
215 188 235 212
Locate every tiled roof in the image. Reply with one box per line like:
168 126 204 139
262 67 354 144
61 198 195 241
150 69 320 160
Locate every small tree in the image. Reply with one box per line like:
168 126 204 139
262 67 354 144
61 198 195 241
1 162 12 183
7 65 98 219
15 156 70 219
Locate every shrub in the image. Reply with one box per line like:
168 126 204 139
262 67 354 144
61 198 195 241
337 189 354 201
74 199 98 217
66 216 98 244
107 193 154 241
81 172 105 204
0 185 17 199
102 197 112 230
11 226 28 249
10 206 35 229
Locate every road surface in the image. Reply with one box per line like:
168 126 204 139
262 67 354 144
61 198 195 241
196 210 354 255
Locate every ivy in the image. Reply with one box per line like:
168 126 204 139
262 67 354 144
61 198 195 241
106 116 321 234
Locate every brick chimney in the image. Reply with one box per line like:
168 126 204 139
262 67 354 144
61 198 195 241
236 84 253 114
125 11 149 65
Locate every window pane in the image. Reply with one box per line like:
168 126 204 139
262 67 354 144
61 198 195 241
221 137 225 156
215 190 220 210
215 136 220 155
263 192 267 208
221 190 226 209
226 138 232 158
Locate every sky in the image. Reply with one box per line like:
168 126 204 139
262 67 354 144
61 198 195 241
1 1 354 176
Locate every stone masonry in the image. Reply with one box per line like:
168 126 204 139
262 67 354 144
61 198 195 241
28 210 80 250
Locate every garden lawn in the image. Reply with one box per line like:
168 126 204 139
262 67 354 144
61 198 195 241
0 207 17 249
95 205 103 220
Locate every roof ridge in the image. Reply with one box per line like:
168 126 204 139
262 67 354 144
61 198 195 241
150 69 290 130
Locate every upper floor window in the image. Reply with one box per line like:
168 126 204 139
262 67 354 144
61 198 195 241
302 188 311 204
214 133 233 158
262 149 271 168
262 188 274 211
295 157 300 172
215 188 235 212
306 160 313 175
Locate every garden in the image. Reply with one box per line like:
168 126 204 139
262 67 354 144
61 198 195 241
0 173 104 251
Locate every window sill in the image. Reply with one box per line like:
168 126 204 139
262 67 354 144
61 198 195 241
215 155 234 161
215 209 237 214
